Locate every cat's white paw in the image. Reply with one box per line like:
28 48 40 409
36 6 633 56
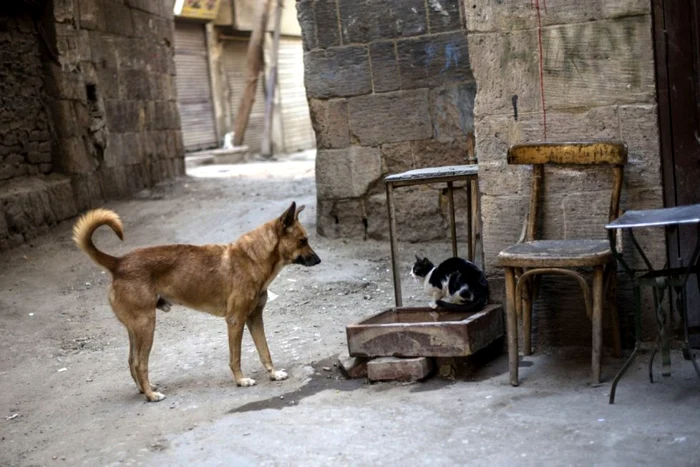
270 370 288 381
236 377 256 387
429 302 438 310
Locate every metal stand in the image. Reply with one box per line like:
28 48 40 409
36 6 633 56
606 206 700 404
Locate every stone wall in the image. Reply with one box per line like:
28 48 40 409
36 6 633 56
298 0 477 241
0 0 185 251
465 0 664 345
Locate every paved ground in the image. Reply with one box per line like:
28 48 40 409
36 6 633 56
1 152 699 466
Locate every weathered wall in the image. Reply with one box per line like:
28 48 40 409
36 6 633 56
298 0 477 241
466 0 664 345
0 0 185 251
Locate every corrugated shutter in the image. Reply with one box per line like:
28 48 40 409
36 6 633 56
277 38 315 153
222 40 265 153
174 22 218 151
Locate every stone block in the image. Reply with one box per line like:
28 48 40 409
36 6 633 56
381 142 414 175
309 98 350 149
427 0 463 33
338 0 426 43
619 104 662 188
96 67 120 99
397 32 472 90
102 0 134 36
317 198 366 238
90 32 118 69
348 90 432 146
125 0 162 16
543 17 656 109
365 187 446 242
338 356 369 379
467 30 540 118
431 82 475 141
56 137 95 174
296 0 317 51
45 64 84 100
316 146 382 199
79 0 99 30
369 41 399 93
479 194 529 273
105 99 140 133
314 0 340 48
304 46 372 99
119 68 150 100
0 205 7 239
412 138 469 167
103 133 123 168
367 357 434 382
54 0 77 23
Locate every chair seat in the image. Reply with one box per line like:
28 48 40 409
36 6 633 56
498 240 612 268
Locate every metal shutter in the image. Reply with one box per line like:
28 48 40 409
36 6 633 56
174 22 218 151
222 40 265 153
277 37 315 153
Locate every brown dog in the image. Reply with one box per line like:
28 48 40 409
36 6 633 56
73 202 320 401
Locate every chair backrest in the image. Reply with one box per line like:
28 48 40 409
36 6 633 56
507 142 628 243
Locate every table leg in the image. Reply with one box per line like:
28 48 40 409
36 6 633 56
386 183 402 307
447 181 458 258
466 179 474 263
609 283 642 404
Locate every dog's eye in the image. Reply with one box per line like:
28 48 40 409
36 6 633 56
299 238 308 247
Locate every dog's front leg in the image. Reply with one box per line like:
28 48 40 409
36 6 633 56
247 291 287 382
226 296 257 387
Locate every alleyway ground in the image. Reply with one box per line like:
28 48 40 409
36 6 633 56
1 152 699 466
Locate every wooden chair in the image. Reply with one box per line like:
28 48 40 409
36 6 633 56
498 142 627 386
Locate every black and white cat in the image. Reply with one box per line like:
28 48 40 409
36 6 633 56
411 256 488 311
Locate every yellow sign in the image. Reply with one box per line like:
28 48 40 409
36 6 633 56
174 0 222 20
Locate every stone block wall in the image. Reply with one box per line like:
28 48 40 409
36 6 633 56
0 0 185 251
298 0 477 240
465 1 664 345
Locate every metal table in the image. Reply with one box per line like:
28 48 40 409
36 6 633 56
605 204 700 404
385 165 480 307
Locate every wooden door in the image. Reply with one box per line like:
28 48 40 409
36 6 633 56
653 0 700 344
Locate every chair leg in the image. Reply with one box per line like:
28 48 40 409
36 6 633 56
592 266 604 385
605 263 622 358
505 267 519 386
522 275 534 356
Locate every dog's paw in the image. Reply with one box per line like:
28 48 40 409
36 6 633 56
236 378 256 387
146 391 166 402
270 370 288 381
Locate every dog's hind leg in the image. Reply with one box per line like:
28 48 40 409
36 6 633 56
131 311 165 401
246 292 287 382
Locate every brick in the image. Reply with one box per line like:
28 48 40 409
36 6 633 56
309 98 350 149
338 356 369 379
338 0 426 44
367 357 434 382
431 82 476 141
304 46 371 99
427 0 463 33
314 0 340 48
369 41 399 93
348 90 432 146
397 32 472 90
316 146 382 199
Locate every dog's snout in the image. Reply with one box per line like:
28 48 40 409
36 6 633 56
309 253 321 266
293 252 321 267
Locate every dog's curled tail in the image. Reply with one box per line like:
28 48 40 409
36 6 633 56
73 208 124 273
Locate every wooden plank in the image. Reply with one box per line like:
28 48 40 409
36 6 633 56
507 142 628 165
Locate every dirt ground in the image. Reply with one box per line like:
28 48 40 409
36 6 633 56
1 151 700 466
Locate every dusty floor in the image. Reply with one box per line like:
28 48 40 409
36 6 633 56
1 152 699 466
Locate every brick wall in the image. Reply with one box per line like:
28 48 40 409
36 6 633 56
298 0 477 241
0 0 185 251
466 0 664 345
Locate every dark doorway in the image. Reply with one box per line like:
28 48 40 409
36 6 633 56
653 0 700 345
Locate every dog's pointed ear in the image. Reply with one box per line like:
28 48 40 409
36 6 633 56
295 204 306 220
280 201 297 228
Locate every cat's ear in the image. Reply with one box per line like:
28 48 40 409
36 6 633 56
415 254 421 262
